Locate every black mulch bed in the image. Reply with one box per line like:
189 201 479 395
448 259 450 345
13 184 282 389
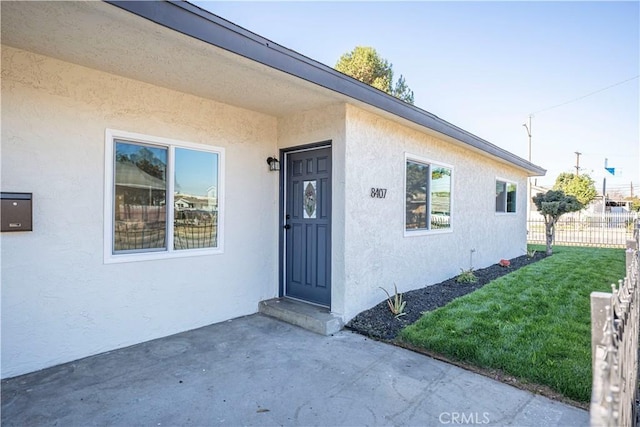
346 252 548 341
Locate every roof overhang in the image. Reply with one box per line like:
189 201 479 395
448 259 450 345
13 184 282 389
1 0 545 177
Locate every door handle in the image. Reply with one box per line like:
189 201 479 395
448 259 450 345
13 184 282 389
284 224 291 230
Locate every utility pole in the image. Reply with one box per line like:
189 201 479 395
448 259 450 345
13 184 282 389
522 116 533 223
602 158 607 216
574 151 582 175
523 115 532 162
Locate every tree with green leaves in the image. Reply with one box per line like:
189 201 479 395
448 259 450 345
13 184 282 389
532 190 583 255
391 74 414 104
335 46 414 104
553 172 597 207
625 196 640 212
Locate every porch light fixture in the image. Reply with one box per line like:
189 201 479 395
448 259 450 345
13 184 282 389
266 156 280 171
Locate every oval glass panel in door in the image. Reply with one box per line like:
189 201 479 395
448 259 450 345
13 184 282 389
303 180 317 219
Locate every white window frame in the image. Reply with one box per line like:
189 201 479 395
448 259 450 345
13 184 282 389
495 177 517 215
404 153 454 237
104 129 225 263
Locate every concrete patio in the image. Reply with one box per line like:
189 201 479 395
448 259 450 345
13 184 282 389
1 314 589 426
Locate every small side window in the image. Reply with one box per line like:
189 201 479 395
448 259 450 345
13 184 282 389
496 179 516 213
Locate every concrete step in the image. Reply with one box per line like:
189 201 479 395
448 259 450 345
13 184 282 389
259 298 343 336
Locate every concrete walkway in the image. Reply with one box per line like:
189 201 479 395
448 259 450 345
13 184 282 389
2 314 588 426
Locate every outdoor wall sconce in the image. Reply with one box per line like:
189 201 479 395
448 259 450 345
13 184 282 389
266 156 280 171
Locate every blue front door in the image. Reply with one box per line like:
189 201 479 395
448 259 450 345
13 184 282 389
284 146 331 307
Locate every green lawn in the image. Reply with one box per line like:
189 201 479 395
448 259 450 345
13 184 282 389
399 245 625 403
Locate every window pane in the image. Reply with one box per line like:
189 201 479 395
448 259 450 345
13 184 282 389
174 148 218 250
496 181 506 212
114 141 167 252
406 161 428 230
506 183 517 213
431 167 451 229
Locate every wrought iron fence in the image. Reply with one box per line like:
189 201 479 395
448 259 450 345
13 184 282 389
114 205 218 251
528 212 639 248
590 225 639 426
114 220 166 251
174 222 217 249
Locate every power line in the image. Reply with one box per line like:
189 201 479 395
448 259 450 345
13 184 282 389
531 75 639 115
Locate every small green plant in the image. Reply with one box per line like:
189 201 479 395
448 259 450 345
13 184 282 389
456 268 478 284
527 249 537 259
380 284 407 318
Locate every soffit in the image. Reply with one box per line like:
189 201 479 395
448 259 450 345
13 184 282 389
0 1 342 117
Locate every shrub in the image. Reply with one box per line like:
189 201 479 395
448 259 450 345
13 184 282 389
456 268 478 284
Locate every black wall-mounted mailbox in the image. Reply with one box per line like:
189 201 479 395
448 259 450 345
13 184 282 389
1 192 33 232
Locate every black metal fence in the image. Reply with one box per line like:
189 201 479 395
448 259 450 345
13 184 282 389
527 212 638 248
174 222 217 249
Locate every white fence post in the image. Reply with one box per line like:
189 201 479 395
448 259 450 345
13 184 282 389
590 292 611 375
590 220 639 427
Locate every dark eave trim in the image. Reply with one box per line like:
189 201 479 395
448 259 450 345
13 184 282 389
105 0 545 176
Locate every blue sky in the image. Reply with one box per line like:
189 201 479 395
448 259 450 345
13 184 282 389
195 1 639 197
175 148 218 196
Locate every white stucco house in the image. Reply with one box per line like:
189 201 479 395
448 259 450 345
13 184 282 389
1 1 545 378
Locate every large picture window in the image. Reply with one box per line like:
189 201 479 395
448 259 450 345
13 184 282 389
105 130 224 262
496 179 517 213
405 155 452 234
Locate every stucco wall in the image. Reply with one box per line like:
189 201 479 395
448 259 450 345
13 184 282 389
1 46 280 378
342 105 528 320
277 105 348 316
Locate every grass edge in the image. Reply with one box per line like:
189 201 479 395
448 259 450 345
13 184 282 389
394 339 589 410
